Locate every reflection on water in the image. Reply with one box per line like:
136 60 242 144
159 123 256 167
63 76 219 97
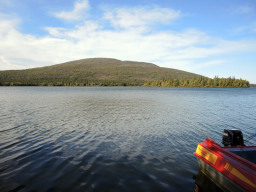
193 170 224 192
0 87 256 191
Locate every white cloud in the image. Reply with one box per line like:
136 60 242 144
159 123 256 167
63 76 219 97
233 5 254 15
0 13 19 32
1 14 255 72
233 22 256 34
104 7 180 31
44 27 67 37
0 56 26 70
192 60 225 69
0 2 256 76
54 0 90 21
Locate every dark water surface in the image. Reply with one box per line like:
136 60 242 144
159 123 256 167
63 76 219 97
0 87 256 192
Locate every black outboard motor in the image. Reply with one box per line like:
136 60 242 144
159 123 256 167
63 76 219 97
222 129 245 147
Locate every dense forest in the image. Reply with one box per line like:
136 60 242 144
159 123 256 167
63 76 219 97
0 58 250 87
144 77 250 87
0 76 249 88
0 58 201 86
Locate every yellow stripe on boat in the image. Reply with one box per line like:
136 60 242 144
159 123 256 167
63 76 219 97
196 145 218 165
224 163 256 189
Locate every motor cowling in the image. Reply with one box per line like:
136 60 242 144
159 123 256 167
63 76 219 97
222 129 245 147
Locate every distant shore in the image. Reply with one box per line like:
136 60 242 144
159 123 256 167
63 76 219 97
0 77 250 88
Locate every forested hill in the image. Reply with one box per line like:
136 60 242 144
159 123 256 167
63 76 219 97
0 58 202 86
0 58 250 87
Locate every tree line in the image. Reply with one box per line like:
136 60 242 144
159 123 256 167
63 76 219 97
143 76 250 87
0 80 143 86
0 76 250 87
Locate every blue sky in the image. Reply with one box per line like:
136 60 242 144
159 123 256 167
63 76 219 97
0 0 256 83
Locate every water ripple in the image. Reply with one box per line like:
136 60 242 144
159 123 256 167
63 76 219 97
0 87 255 191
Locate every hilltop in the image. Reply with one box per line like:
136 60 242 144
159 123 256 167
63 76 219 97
0 58 201 86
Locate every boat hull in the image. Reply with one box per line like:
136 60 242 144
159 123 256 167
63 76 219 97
194 138 256 192
197 158 246 192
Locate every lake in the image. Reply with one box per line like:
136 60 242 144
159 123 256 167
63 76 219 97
0 87 256 192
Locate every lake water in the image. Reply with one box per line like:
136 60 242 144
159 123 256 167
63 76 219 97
0 87 256 192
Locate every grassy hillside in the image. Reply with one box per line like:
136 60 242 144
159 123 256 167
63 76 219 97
0 58 202 86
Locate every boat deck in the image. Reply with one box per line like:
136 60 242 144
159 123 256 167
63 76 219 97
226 148 256 164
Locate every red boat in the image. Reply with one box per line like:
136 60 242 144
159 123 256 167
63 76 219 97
194 130 256 192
